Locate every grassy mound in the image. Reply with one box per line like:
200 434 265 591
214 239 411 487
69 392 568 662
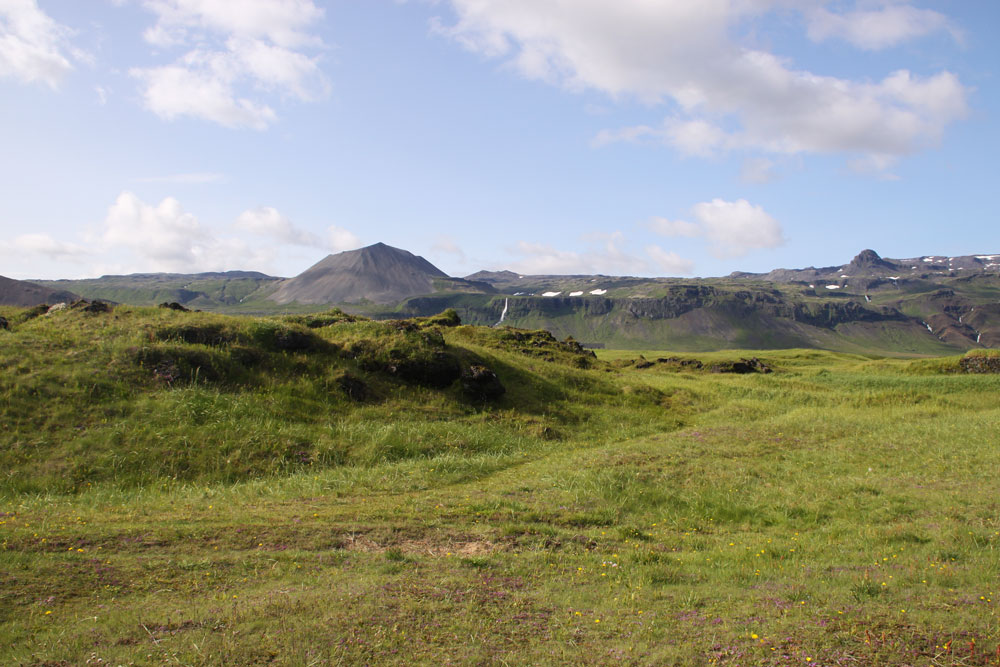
0 306 663 494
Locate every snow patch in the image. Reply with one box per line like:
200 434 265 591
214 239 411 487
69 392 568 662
569 291 583 297
541 291 561 297
825 285 841 290
589 289 607 295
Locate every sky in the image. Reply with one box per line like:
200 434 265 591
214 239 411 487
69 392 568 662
0 0 998 280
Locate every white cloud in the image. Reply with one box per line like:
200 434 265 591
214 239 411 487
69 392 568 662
645 245 695 275
326 225 360 253
0 0 80 87
692 198 785 258
131 0 329 129
650 198 784 258
440 1 969 171
0 233 90 259
806 5 958 51
236 206 360 253
101 191 269 272
131 62 278 129
141 0 323 48
236 206 318 246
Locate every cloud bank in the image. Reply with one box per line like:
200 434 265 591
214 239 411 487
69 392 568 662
440 0 968 172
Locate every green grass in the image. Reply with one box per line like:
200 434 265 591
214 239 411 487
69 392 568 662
1 306 999 665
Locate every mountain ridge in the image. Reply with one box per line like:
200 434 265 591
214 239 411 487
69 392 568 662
11 245 1000 353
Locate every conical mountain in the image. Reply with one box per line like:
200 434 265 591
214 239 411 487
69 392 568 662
269 243 449 305
0 275 79 307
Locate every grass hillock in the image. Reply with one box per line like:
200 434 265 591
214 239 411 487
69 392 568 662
0 305 663 496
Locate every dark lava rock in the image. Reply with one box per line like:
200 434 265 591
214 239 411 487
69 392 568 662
656 357 705 370
335 371 368 401
461 364 506 401
710 357 772 374
81 300 112 314
273 328 313 351
0 316 8 330
391 351 461 389
960 355 1000 373
159 302 190 312
157 324 236 346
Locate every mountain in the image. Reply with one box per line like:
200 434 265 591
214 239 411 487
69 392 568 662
0 275 79 307
729 249 1000 283
398 249 1000 353
13 247 1000 354
269 243 493 305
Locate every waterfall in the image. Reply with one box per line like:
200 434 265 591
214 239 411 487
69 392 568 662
495 298 509 327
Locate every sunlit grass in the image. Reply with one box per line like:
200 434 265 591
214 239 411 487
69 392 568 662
1 306 999 664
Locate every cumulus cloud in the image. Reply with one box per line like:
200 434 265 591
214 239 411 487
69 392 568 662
100 191 269 272
131 0 329 128
1 193 358 276
439 1 969 171
506 231 693 276
651 198 784 258
0 0 81 87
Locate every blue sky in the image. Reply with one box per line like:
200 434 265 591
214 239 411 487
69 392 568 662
1 0 997 280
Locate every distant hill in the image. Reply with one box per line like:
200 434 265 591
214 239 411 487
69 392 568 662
269 243 493 305
0 275 79 307
31 271 282 311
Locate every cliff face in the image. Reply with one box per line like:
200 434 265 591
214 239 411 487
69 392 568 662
399 287 943 353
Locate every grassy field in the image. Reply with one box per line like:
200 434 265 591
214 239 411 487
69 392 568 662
1 304 998 665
